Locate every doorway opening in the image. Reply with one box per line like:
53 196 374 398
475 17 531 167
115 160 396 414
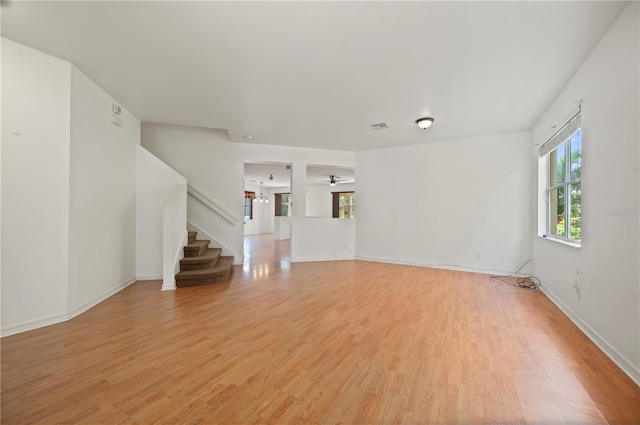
243 162 292 274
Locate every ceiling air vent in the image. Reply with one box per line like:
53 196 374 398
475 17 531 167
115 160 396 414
370 122 390 130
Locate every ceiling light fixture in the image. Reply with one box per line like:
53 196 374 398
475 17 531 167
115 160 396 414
254 182 269 203
416 117 434 129
329 176 337 186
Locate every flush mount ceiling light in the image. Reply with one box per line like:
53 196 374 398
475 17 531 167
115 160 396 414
416 117 434 129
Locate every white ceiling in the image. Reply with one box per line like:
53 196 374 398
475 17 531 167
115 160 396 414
2 1 626 151
244 162 292 188
244 162 354 188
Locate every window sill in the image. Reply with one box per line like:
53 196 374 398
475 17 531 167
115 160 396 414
538 234 581 248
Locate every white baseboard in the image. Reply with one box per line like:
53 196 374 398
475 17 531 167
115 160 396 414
161 282 176 291
1 312 68 338
1 277 137 338
541 286 640 387
355 255 529 277
290 256 355 263
136 275 162 281
67 277 137 320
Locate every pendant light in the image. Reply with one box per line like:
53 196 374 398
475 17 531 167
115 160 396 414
254 182 269 203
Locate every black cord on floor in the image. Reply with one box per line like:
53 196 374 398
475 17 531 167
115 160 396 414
490 259 541 292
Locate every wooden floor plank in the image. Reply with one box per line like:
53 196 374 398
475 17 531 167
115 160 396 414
2 234 639 424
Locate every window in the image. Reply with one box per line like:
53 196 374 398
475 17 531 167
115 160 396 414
274 193 291 217
244 191 255 219
541 113 581 244
332 192 355 218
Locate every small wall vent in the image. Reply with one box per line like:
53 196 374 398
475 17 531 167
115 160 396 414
370 122 390 130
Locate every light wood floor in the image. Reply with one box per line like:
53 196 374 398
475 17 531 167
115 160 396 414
2 234 639 424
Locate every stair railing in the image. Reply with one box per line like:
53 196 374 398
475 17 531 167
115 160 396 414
187 184 241 225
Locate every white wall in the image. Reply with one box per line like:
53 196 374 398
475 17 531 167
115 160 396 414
141 125 357 262
163 185 187 290
1 39 141 336
238 143 357 262
357 131 532 274
274 217 291 240
306 182 355 218
141 123 244 261
1 38 71 334
531 2 639 383
136 146 187 279
67 66 139 315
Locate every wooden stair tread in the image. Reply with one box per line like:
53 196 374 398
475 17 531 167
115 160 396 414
176 256 233 279
183 239 210 257
176 256 233 287
176 231 233 287
184 240 209 250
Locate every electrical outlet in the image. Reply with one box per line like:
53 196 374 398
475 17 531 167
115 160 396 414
110 266 114 275
475 253 481 260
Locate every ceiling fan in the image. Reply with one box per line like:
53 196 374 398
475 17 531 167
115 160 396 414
322 175 351 186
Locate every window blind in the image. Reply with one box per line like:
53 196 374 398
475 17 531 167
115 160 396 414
539 110 581 158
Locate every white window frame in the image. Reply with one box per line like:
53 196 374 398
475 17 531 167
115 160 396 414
538 109 582 246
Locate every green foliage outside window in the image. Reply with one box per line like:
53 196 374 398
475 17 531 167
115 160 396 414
549 129 581 242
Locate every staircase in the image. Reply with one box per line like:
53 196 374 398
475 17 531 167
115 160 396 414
175 231 233 287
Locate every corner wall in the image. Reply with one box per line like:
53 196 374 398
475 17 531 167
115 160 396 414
531 2 639 383
136 146 187 280
67 66 139 316
1 39 141 336
356 131 532 274
141 123 244 261
1 38 71 334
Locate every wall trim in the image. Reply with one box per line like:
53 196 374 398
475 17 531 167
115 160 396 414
355 256 640 386
136 275 162 281
1 277 137 338
290 256 355 263
162 230 187 291
67 277 136 320
355 255 531 277
541 286 640 387
187 185 241 224
1 312 68 338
